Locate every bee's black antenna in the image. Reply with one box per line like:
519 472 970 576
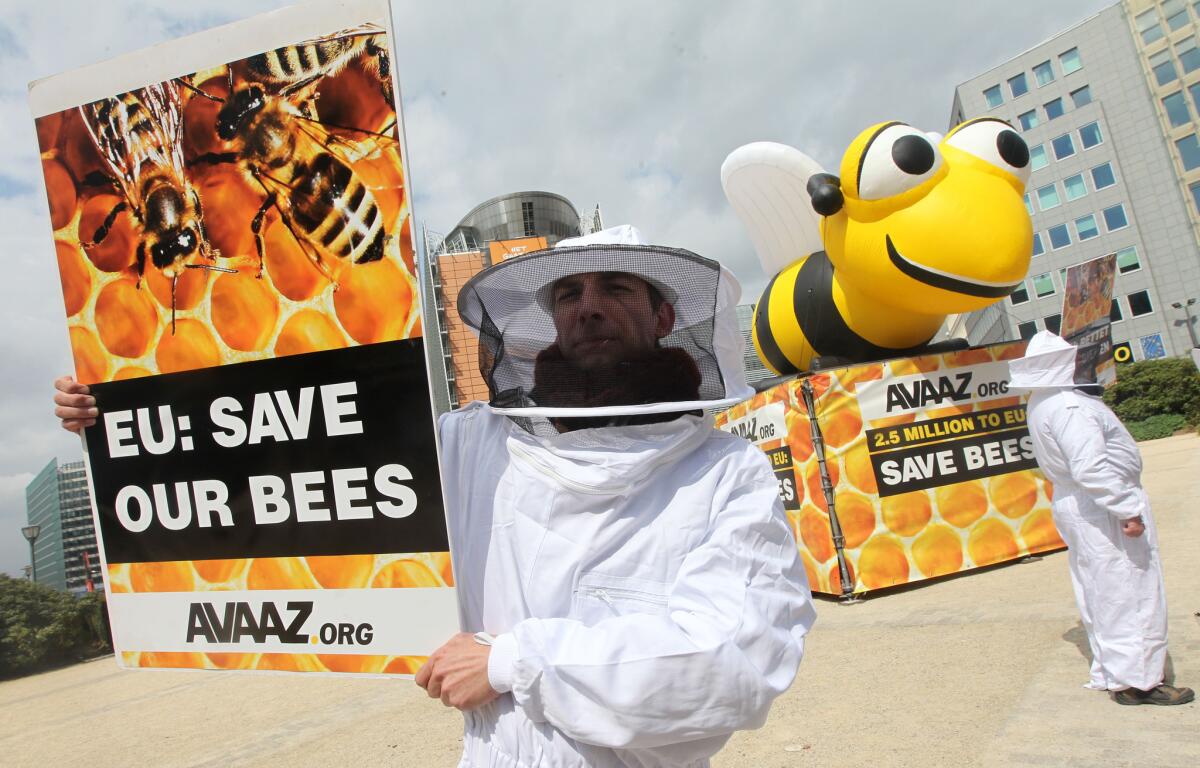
175 77 224 104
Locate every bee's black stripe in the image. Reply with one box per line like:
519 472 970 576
347 181 366 213
794 250 934 362
754 272 797 375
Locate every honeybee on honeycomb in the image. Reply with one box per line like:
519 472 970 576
37 26 418 385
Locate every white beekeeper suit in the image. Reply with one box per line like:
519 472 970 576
438 226 816 766
1008 331 1168 694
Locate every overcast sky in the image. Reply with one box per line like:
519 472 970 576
0 0 1114 576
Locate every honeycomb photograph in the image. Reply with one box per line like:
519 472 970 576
36 23 419 385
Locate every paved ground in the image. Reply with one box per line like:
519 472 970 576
2 434 1196 768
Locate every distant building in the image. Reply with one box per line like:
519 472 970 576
423 192 598 411
25 458 102 594
735 304 776 387
951 1 1200 358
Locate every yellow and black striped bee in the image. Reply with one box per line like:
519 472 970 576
81 82 226 325
184 77 393 284
722 118 1033 375
246 23 393 107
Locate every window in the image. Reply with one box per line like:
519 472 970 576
1091 162 1116 189
1116 246 1141 274
1150 49 1178 86
1189 81 1200 115
1060 47 1082 75
1044 314 1063 334
1110 299 1124 323
1064 173 1087 201
1018 321 1038 340
1052 133 1076 159
1163 91 1191 127
1018 110 1039 130
1032 232 1044 257
1165 0 1189 31
1079 122 1103 149
1127 290 1154 317
1048 223 1071 249
1033 60 1055 86
1024 193 1034 215
1070 85 1092 108
1177 36 1200 73
521 201 535 236
1075 214 1099 240
1009 282 1030 305
1137 9 1164 45
1044 97 1065 120
1191 180 1200 213
1175 133 1200 170
1030 143 1048 170
984 85 1003 108
1102 203 1129 231
1008 73 1029 98
1033 272 1057 298
1037 183 1061 210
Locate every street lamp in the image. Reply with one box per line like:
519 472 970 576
20 525 41 583
1170 298 1198 348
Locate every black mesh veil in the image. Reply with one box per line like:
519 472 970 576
457 244 751 432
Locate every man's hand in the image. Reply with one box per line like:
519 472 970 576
54 376 97 433
415 632 500 711
1121 516 1145 538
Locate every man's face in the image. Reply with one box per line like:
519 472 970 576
550 271 675 370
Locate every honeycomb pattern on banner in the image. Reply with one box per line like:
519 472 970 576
109 551 452 673
36 60 418 385
717 341 1064 595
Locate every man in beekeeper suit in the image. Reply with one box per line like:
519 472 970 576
52 225 816 765
413 225 816 766
1008 330 1192 706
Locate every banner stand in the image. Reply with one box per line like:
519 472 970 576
800 378 857 602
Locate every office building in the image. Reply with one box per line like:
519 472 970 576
25 458 102 594
951 1 1200 360
424 192 589 410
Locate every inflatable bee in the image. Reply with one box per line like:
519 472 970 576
721 118 1033 375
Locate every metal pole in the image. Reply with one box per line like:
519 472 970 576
20 525 40 584
1172 299 1199 348
800 379 856 599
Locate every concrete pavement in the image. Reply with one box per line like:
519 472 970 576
2 434 1196 767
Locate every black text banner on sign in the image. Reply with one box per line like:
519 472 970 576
867 422 1038 496
85 340 447 565
765 445 801 511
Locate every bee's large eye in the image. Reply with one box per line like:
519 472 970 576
857 124 944 200
945 119 1031 186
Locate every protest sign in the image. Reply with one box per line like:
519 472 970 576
1060 253 1117 386
717 342 1063 596
30 0 456 675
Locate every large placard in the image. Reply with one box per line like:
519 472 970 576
717 342 1063 596
30 0 456 675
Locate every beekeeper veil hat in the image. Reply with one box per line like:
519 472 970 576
456 225 753 429
1007 330 1081 390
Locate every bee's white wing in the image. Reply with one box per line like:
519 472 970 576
720 141 826 278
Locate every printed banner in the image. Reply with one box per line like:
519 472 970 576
716 342 1064 596
30 0 456 675
1060 254 1117 386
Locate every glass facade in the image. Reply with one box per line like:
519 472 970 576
447 192 581 253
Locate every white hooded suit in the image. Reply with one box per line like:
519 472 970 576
1009 332 1168 692
440 404 815 767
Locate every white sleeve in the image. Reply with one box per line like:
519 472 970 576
499 456 816 751
1048 404 1148 521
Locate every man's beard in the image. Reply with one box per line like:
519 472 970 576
529 344 702 430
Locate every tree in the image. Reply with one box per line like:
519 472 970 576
0 575 110 679
1104 357 1200 426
